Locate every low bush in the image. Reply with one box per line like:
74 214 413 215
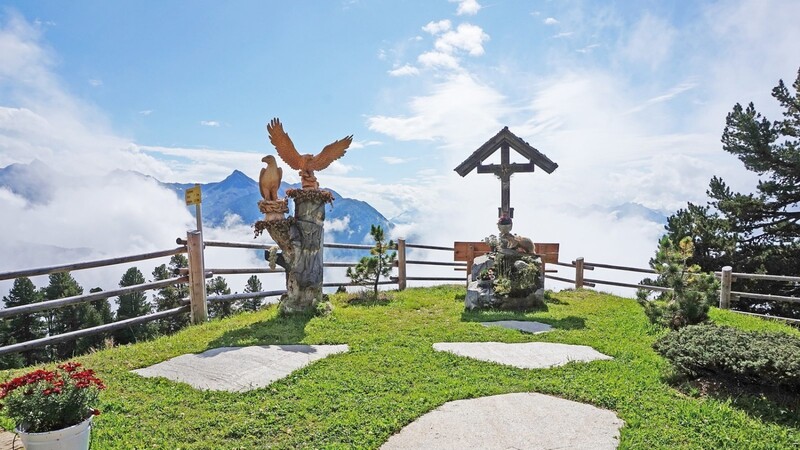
654 324 800 389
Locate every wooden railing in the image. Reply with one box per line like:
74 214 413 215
3 232 798 358
547 259 800 324
0 234 466 357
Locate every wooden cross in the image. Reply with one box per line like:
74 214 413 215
476 142 535 218
454 126 558 218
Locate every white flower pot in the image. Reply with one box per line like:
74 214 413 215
16 415 92 450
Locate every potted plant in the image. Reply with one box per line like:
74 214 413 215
0 362 105 450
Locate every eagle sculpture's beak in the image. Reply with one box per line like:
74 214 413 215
261 156 269 163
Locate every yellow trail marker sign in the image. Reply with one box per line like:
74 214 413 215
185 184 202 205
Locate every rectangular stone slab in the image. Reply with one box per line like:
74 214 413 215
133 344 348 392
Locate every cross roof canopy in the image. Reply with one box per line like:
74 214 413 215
453 126 558 177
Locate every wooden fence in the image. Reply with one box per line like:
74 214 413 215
2 233 798 357
546 259 800 324
0 232 464 357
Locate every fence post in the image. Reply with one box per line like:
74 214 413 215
397 238 407 290
719 266 732 309
186 230 208 324
575 257 584 289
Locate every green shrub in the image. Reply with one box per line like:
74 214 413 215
654 324 800 389
638 236 718 329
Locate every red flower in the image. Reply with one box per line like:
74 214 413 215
57 362 82 373
91 408 101 416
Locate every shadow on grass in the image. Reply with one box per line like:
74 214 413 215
459 309 587 331
672 375 800 428
206 312 313 350
344 292 394 307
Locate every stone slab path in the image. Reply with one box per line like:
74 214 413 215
0 430 15 450
480 320 552 333
433 342 612 369
381 392 623 449
133 344 348 392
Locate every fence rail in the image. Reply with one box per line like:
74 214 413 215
0 304 190 357
548 260 799 323
3 233 799 358
0 247 187 282
0 276 189 319
0 235 463 357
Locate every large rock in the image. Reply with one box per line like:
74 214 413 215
470 254 494 281
465 280 495 310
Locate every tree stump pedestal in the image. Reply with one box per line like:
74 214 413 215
254 189 333 314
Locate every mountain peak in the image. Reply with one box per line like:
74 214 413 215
219 170 255 187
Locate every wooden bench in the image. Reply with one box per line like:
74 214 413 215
454 241 560 282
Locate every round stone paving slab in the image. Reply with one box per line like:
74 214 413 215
381 392 623 449
433 342 612 369
133 344 348 392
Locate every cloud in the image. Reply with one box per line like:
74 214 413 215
88 78 102 87
138 110 153 116
434 23 489 56
576 44 600 53
381 156 407 165
367 73 508 151
544 17 559 25
625 82 697 115
348 139 382 149
388 64 420 77
200 120 220 127
449 0 481 16
325 216 351 233
620 13 676 70
552 32 573 39
422 20 451 35
417 51 460 70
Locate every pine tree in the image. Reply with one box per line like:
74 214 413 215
346 225 396 298
0 320 25 369
76 287 114 351
206 276 232 319
45 272 91 360
114 267 155 345
664 67 800 318
241 275 264 312
153 255 190 334
637 237 718 330
0 277 45 367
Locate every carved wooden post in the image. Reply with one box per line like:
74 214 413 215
186 230 208 324
397 238 407 290
720 266 732 309
258 189 331 314
575 257 585 289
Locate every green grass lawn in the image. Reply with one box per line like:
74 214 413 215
2 286 799 449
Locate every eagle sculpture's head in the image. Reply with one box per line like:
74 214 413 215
262 155 276 164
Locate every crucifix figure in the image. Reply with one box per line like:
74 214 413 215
476 142 535 218
454 126 558 219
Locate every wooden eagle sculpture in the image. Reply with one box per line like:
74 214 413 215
267 117 353 190
259 155 282 201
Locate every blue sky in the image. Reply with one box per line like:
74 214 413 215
2 0 800 292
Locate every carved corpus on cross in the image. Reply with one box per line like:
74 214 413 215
454 126 558 218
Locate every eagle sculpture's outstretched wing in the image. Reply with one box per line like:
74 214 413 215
309 135 353 171
267 118 304 170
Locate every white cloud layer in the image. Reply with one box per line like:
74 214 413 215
450 0 481 16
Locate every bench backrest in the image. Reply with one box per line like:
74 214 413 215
454 241 560 264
